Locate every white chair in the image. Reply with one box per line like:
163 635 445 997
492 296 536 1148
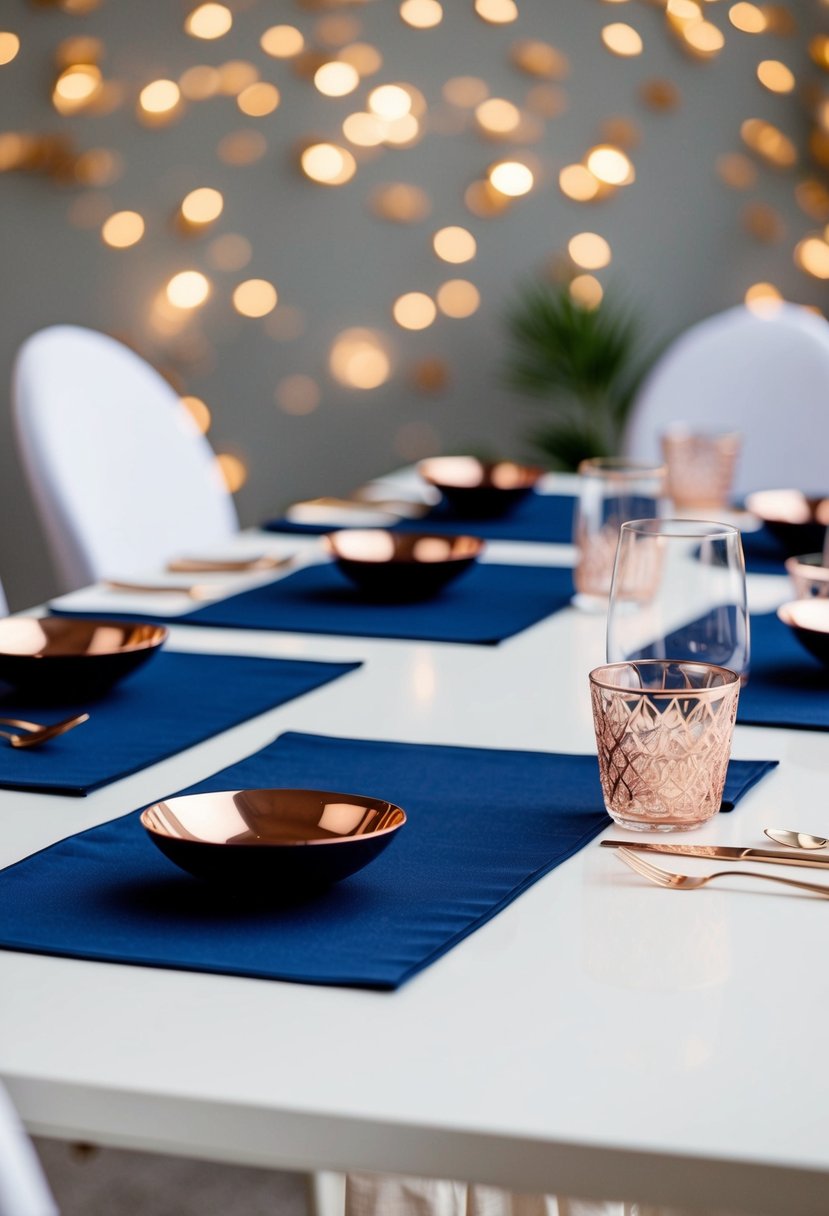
12 325 238 592
624 302 829 497
0 1082 57 1216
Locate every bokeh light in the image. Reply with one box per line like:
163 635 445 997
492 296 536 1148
184 4 232 40
601 23 643 56
586 145 634 185
400 0 443 29
741 118 797 168
795 237 829 279
179 65 220 99
756 60 795 93
510 40 568 78
216 453 247 492
181 187 224 226
166 270 211 309
393 291 437 330
237 82 280 116
728 2 767 32
217 61 259 96
233 278 278 317
139 79 181 115
300 143 357 186
568 232 611 269
443 76 489 107
559 164 600 202
474 0 519 24
744 282 783 312
488 160 534 196
0 33 20 66
368 84 412 120
716 152 757 189
314 61 360 97
330 328 391 389
206 233 252 270
432 226 477 263
276 374 321 415
260 25 304 58
101 210 144 248
475 98 521 135
338 43 383 77
217 131 267 165
53 64 102 113
569 274 603 308
343 112 386 146
436 279 481 317
180 395 212 434
371 183 432 222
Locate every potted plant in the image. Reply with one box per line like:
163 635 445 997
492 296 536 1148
503 280 657 471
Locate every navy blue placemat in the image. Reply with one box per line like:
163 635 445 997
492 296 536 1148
263 493 577 545
0 732 776 990
54 563 576 646
0 654 360 796
738 611 829 730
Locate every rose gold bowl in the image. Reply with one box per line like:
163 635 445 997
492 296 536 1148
777 600 829 669
418 456 544 518
0 618 167 700
785 554 829 599
141 788 406 888
325 529 483 599
745 490 829 557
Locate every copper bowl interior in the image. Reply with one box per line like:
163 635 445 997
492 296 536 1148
141 788 407 887
325 530 483 599
777 599 829 668
0 618 168 699
785 554 829 598
417 457 543 519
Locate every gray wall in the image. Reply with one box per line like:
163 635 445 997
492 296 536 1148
0 0 824 608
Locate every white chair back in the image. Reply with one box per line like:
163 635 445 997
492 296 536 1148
0 1082 57 1216
13 325 238 591
624 303 829 497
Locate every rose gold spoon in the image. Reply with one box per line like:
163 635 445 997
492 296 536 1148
0 713 90 749
764 829 829 850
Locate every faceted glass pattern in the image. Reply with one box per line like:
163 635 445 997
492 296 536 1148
590 660 740 832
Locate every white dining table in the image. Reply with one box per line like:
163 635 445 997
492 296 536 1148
1 479 827 1216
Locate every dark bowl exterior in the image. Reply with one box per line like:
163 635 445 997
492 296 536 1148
418 458 544 519
435 483 534 519
0 620 167 701
147 828 400 890
761 519 826 559
777 601 829 670
335 553 477 599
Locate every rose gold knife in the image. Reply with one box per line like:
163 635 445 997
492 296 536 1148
600 840 829 869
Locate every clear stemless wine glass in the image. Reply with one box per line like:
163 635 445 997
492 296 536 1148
606 518 750 681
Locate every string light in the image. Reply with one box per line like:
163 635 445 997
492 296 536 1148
180 395 212 433
601 23 643 56
184 5 232 40
393 291 437 329
400 1 443 29
330 329 391 389
432 226 477 263
474 0 519 24
101 210 144 248
314 62 360 97
488 160 534 196
233 279 278 317
300 143 356 186
436 279 480 317
0 33 20 66
181 187 224 227
568 232 611 269
260 26 304 58
166 270 211 309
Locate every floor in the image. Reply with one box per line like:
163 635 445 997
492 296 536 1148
33 1138 310 1215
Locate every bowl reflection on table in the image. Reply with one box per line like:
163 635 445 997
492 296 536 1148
0 618 168 700
777 599 829 669
141 788 407 889
417 456 544 518
745 490 829 557
325 529 484 600
785 554 829 599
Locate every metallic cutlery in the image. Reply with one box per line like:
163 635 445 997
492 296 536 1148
600 839 829 870
764 828 828 850
0 713 90 749
616 847 829 899
104 579 226 601
165 554 294 574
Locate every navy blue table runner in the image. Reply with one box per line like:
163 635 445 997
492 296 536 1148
738 610 829 730
54 562 576 646
263 492 577 545
0 732 777 990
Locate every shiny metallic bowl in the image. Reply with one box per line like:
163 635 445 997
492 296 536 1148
141 788 406 888
777 599 829 669
785 554 829 599
418 456 544 518
325 529 483 600
745 490 829 558
0 618 167 700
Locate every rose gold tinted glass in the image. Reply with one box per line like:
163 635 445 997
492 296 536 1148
660 430 741 511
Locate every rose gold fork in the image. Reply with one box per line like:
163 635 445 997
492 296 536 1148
616 847 829 899
0 713 90 749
